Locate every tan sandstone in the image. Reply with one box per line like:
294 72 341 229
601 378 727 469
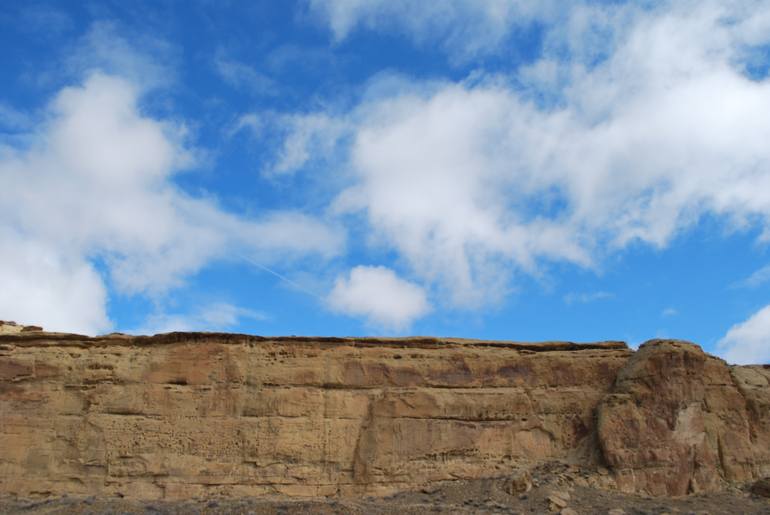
0 323 768 501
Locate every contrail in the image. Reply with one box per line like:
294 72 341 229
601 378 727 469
239 255 324 301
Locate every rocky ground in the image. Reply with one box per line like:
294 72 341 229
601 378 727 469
3 464 768 514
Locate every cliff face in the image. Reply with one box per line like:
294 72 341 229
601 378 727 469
0 322 768 500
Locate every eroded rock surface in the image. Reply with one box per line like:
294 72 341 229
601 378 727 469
597 340 770 496
0 326 767 502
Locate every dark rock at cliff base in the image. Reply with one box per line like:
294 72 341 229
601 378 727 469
751 477 770 497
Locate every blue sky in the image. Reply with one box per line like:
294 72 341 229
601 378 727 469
2 0 770 364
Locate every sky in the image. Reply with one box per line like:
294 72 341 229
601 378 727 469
1 0 770 364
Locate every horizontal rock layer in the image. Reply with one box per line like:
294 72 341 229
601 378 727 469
0 324 767 500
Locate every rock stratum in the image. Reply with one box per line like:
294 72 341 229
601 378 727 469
0 321 768 503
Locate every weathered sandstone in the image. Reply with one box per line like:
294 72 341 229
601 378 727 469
0 322 768 501
597 339 770 495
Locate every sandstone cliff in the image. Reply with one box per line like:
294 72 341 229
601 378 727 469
0 321 768 501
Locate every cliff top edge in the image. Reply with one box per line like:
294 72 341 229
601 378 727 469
0 320 628 351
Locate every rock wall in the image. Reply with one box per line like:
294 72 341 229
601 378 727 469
0 323 768 500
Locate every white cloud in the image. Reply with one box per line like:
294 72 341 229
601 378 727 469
333 83 592 307
718 305 770 365
0 73 343 334
327 266 431 330
278 1 770 311
0 228 109 335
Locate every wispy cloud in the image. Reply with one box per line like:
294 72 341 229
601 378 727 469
563 291 614 305
0 102 33 131
213 51 278 96
732 264 770 289
305 0 558 63
64 21 177 90
130 302 267 335
232 111 349 176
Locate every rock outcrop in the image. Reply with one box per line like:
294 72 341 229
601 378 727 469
597 340 770 496
0 323 768 501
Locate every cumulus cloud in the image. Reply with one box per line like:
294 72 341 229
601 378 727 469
278 1 770 311
0 73 343 334
0 228 109 335
327 266 431 330
718 305 770 364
